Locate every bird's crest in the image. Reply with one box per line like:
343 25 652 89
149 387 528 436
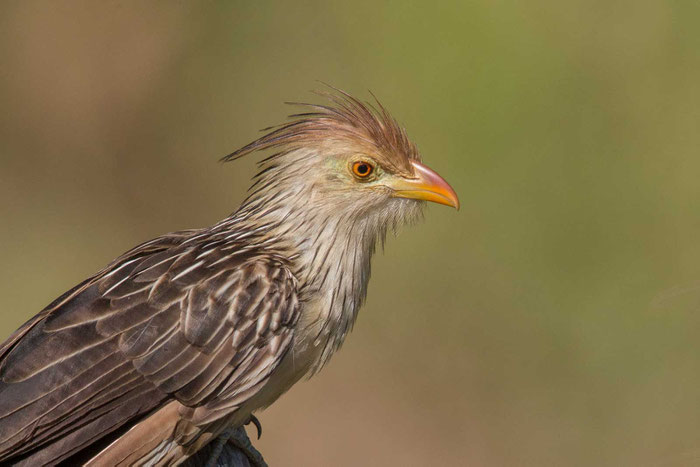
222 87 420 175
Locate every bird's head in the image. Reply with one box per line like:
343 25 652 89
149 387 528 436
223 89 458 242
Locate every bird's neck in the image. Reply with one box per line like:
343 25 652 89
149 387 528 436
221 182 379 373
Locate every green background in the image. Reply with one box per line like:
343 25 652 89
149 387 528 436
1 2 700 466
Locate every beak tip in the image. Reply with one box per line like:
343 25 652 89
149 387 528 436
447 190 460 210
442 186 460 211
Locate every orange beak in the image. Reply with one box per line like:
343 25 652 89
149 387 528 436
389 160 460 209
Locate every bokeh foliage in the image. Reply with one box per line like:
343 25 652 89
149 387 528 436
1 2 700 465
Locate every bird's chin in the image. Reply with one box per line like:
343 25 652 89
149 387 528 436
404 198 426 224
386 196 425 228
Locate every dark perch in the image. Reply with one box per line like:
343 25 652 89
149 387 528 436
183 427 267 467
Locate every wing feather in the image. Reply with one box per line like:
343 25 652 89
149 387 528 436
0 230 300 464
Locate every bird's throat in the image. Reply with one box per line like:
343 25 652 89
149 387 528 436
224 187 380 374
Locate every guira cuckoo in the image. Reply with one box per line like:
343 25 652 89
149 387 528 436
0 90 459 465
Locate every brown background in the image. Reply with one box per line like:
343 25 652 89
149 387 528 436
1 2 700 466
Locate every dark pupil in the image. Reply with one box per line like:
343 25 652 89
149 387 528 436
357 164 369 175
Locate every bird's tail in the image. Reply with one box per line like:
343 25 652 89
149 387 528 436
83 400 232 466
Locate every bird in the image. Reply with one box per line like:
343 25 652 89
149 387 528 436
0 89 459 466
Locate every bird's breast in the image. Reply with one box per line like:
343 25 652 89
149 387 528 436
238 297 340 413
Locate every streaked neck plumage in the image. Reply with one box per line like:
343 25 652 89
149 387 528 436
216 148 386 372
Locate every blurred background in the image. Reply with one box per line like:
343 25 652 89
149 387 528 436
1 2 700 466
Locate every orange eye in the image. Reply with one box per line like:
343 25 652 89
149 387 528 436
352 160 374 179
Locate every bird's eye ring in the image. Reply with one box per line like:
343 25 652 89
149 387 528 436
351 160 374 179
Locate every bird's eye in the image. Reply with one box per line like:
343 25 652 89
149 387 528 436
351 160 374 179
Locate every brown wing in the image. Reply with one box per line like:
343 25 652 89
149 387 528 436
0 231 299 465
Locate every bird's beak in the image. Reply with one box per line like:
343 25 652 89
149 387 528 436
389 160 460 209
